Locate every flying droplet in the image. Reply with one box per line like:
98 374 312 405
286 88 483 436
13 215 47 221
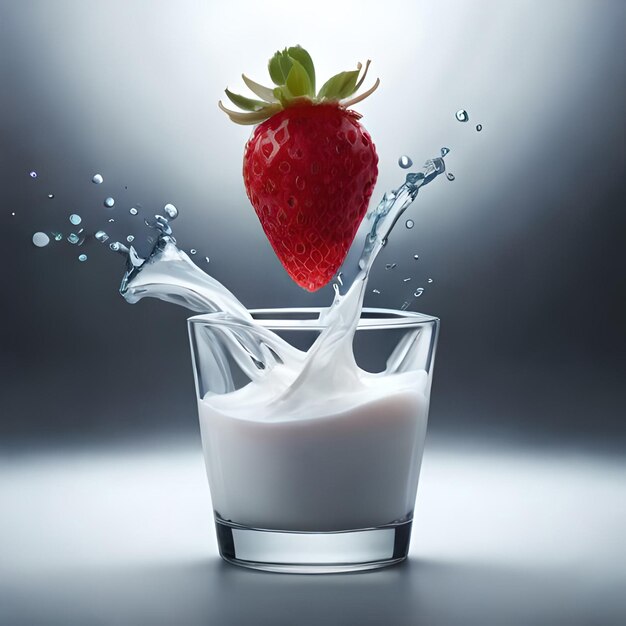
29 171 38 179
11 212 15 216
455 109 469 122
110 242 120 251
428 278 433 283
47 193 54 199
104 197 115 208
403 277 412 282
372 289 381 294
78 254 87 262
414 288 424 297
92 174 103 184
405 219 414 229
163 203 178 219
126 235 135 243
52 232 62 241
69 214 81 225
129 207 138 215
95 230 109 243
400 301 410 311
440 147 450 157
413 254 419 260
446 173 455 181
190 249 197 255
108 218 115 223
385 263 397 270
67 233 79 244
205 256 210 263
476 124 483 132
398 155 413 169
32 232 50 247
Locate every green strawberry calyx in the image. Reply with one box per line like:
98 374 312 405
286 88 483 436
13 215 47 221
218 45 380 125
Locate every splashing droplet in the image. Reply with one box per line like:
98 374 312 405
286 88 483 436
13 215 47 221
32 232 50 247
398 155 413 169
413 254 419 260
78 254 87 262
29 171 38 179
110 242 120 252
400 301 410 311
455 109 469 122
92 174 103 184
205 256 210 263
95 230 109 243
47 193 54 199
190 249 197 255
385 263 397 270
67 233 79 244
428 278 433 283
126 235 135 243
446 173 455 181
52 232 62 241
440 147 450 157
403 277 411 282
476 124 483 132
129 207 138 215
104 197 115 208
372 289 381 294
413 288 425 297
11 212 16 216
163 203 178 219
69 214 81 225
405 219 414 229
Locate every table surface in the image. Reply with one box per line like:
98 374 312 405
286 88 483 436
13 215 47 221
1 438 624 626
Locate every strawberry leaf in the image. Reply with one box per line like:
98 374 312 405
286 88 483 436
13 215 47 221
286 45 315 93
268 49 293 85
285 59 313 98
241 74 278 103
225 88 267 111
317 69 360 101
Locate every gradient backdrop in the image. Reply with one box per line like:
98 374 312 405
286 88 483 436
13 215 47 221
1 1 624 625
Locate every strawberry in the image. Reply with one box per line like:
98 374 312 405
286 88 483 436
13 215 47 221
219 45 380 292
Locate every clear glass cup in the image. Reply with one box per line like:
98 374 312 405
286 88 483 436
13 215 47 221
188 307 439 573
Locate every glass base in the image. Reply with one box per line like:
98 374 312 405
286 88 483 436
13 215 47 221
215 515 412 574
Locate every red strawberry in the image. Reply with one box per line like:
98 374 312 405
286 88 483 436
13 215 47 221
219 45 380 292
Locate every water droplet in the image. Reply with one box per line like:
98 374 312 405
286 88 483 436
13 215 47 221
104 197 115 208
67 233 79 244
95 230 109 243
11 212 15 216
108 218 115 223
428 278 433 283
403 277 412 282
446 173 455 181
147 236 155 245
29 171 38 179
190 249 197 255
455 109 469 122
413 254 419 260
398 155 413 169
205 256 210 263
92 174 103 184
47 193 54 199
126 235 135 243
32 232 50 247
78 254 87 262
129 207 138 215
110 242 120 251
385 263 397 270
372 289 381 294
52 232 62 241
440 147 450 157
163 203 178 219
414 288 425 297
476 124 483 132
400 301 410 311
69 214 81 225
405 219 414 229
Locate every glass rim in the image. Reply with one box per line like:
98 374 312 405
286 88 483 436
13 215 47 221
188 307 439 331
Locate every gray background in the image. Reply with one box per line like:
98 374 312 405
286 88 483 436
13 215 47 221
0 1 624 624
